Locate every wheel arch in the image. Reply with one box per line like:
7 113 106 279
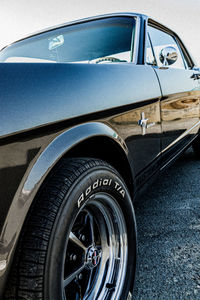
65 135 134 195
22 122 135 195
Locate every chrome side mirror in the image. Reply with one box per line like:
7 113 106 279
159 46 178 66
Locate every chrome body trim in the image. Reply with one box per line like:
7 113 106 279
162 120 200 155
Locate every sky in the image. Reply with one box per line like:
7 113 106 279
0 0 200 65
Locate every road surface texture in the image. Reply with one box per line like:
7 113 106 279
133 147 200 300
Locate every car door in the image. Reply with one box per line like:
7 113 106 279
147 24 200 163
108 68 162 187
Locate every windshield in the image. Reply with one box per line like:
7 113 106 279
0 17 136 63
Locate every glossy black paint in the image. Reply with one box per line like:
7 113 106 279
156 67 200 157
0 12 200 296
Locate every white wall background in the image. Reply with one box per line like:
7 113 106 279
1 0 200 65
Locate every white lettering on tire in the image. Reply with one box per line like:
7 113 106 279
77 178 125 208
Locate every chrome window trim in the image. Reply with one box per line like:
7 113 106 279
131 16 140 64
146 32 157 66
173 36 189 70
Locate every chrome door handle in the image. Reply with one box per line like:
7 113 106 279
138 112 148 135
191 73 200 80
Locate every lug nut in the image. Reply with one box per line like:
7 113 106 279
79 234 86 241
70 254 77 261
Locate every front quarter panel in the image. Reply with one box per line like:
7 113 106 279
0 122 129 294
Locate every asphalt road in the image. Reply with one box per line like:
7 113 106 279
133 147 200 300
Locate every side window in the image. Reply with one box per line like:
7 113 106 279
148 25 186 69
146 35 156 65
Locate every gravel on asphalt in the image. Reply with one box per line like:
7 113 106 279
133 147 200 300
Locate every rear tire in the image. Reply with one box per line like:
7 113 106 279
5 158 137 300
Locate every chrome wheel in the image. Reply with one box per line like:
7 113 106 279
63 193 128 300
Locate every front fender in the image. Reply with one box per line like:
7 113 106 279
0 121 130 292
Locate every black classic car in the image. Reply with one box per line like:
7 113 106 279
0 12 200 300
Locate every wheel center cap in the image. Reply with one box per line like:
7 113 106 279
86 246 101 269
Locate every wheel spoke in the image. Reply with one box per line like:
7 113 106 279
63 263 86 287
63 290 67 300
84 269 94 297
69 232 87 251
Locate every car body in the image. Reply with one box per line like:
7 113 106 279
0 12 200 299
